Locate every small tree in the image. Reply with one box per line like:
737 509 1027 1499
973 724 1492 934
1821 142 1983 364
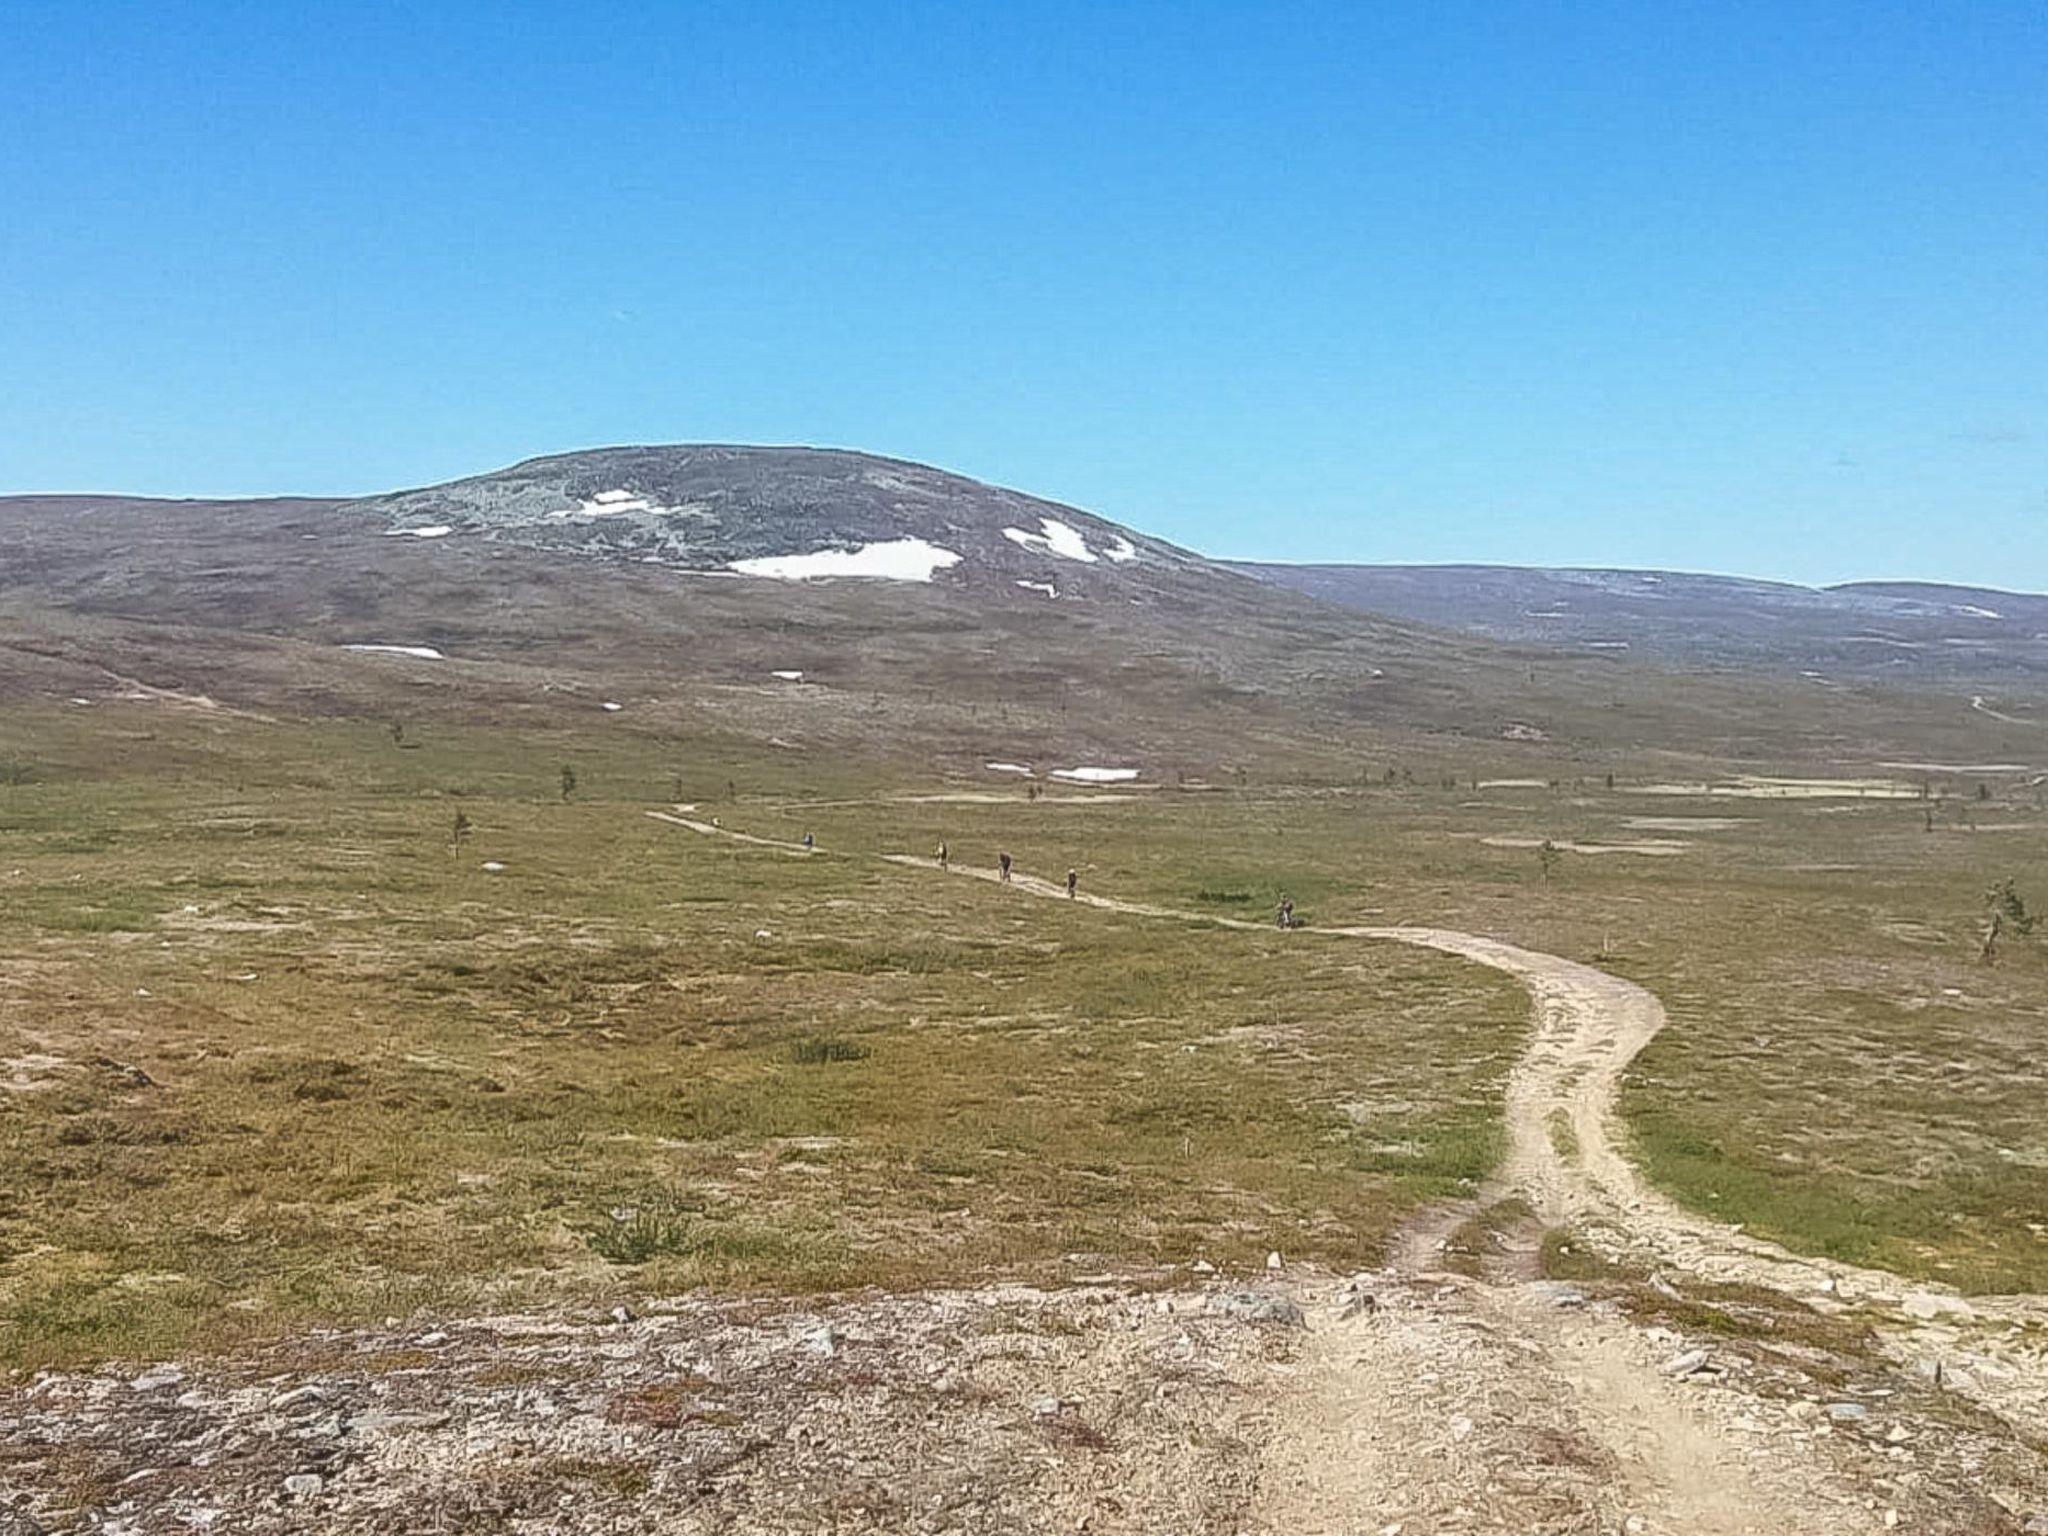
1538 840 1562 882
560 765 578 803
451 809 472 850
1981 879 2035 963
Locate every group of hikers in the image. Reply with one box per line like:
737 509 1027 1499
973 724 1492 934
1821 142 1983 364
810 833 1296 926
934 841 1078 898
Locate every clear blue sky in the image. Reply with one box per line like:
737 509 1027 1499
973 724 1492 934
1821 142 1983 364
4 1 2044 588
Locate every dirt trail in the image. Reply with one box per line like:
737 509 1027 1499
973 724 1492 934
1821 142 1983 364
660 818 2048 1528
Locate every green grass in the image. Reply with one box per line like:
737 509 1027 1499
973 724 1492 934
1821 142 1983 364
2 699 2044 1372
0 708 1526 1367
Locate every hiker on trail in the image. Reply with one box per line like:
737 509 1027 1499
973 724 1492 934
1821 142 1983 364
1277 896 1295 930
1066 868 1078 899
802 832 815 850
999 851 1013 882
937 841 949 870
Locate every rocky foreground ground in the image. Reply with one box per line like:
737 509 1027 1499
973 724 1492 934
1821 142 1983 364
5 1264 2045 1535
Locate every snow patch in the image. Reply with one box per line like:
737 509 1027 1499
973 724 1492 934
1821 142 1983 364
1015 579 1059 599
550 488 691 520
729 538 962 583
1585 640 1631 651
343 644 445 660
984 762 1034 776
601 701 623 712
1002 517 1098 563
770 670 805 682
481 861 506 873
1955 605 2003 620
1104 535 1139 563
384 525 453 539
1050 766 1139 783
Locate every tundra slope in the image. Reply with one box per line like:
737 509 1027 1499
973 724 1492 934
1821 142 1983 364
1235 560 2048 697
0 445 2029 768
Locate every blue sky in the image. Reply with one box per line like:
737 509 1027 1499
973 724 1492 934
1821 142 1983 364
3 1 2043 588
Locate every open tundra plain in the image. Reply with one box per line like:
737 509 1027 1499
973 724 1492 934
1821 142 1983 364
3 449 2047 1533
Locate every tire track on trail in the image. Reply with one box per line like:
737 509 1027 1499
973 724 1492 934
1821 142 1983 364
653 812 2048 1498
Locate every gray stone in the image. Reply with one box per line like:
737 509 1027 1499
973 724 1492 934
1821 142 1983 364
283 1473 323 1499
1663 1348 1712 1377
1208 1291 1306 1329
1825 1402 1868 1424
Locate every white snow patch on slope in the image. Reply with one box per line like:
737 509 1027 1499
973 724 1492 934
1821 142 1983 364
1104 535 1139 563
384 525 454 539
343 644 445 660
551 488 690 520
1051 766 1138 783
771 670 805 681
601 701 623 712
984 762 1034 776
1002 518 1098 563
730 538 962 582
1015 579 1058 599
1956 605 2003 620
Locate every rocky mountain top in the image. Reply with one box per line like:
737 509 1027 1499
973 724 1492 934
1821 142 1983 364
350 445 1206 593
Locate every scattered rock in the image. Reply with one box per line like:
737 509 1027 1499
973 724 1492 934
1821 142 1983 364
1663 1348 1713 1377
130 1366 184 1392
1208 1291 1305 1329
282 1473 323 1499
1266 1251 1283 1271
610 1304 636 1325
270 1385 327 1413
1826 1402 1869 1424
802 1323 839 1357
1338 1280 1379 1320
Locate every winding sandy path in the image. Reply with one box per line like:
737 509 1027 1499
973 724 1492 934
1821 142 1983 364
654 813 2048 1522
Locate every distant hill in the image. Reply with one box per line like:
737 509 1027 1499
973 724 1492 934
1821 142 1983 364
2 448 2038 771
1231 563 2048 692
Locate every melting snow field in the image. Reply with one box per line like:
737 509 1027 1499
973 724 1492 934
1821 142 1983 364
984 762 1034 776
729 538 962 582
1104 535 1139 563
342 644 445 660
1015 579 1058 599
384 525 453 539
770 670 805 682
1003 517 1097 563
1050 766 1139 783
550 489 688 520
